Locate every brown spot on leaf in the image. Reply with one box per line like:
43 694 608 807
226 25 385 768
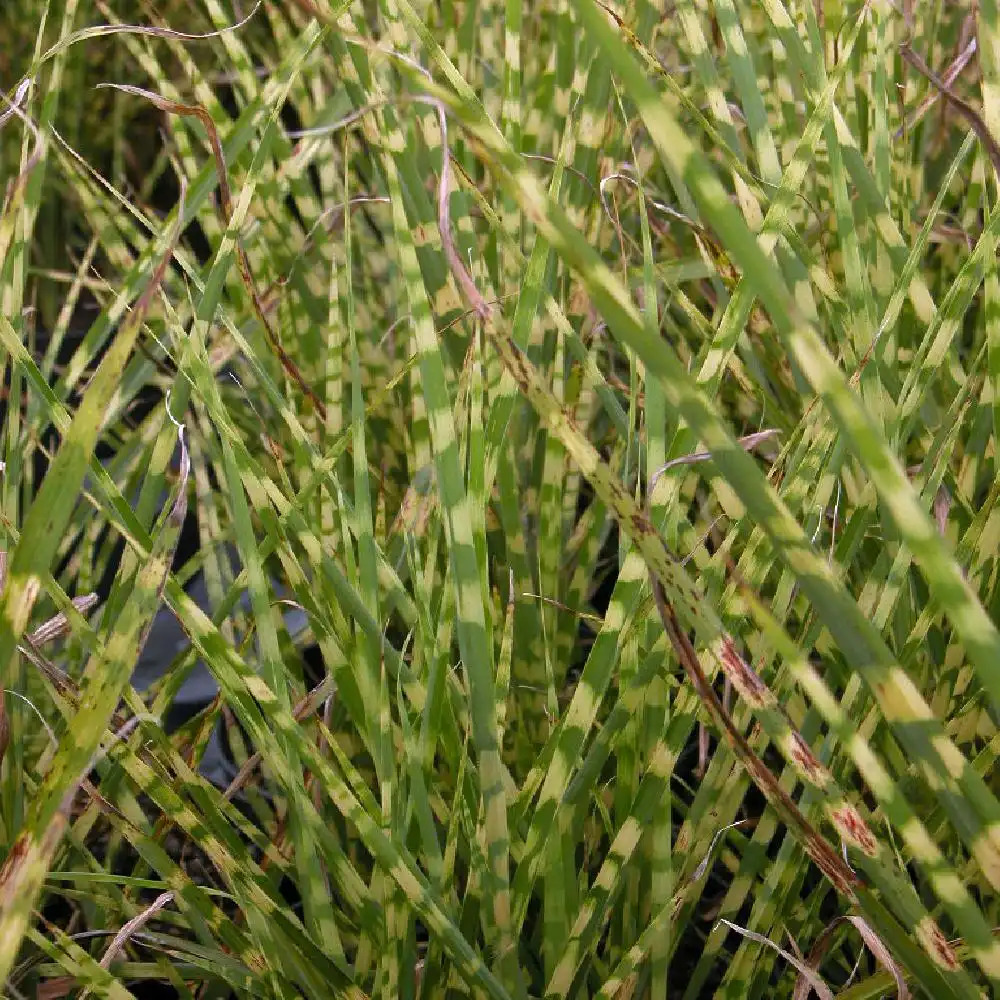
934 485 951 537
0 832 29 886
630 512 651 538
830 805 878 856
807 834 861 897
611 972 638 999
718 636 768 705
917 918 960 970
787 732 827 785
0 689 8 766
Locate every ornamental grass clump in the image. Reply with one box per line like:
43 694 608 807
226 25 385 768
0 1 998 998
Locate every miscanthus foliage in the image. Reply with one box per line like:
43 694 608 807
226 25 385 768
0 1 998 998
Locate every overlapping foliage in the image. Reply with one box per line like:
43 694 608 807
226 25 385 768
0 0 998 997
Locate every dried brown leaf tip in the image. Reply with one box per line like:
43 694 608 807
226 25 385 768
0 548 97 764
0 549 97 645
720 918 835 999
900 41 1000 182
27 594 99 646
795 915 911 1000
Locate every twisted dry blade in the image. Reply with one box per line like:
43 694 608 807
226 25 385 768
27 594 99 646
